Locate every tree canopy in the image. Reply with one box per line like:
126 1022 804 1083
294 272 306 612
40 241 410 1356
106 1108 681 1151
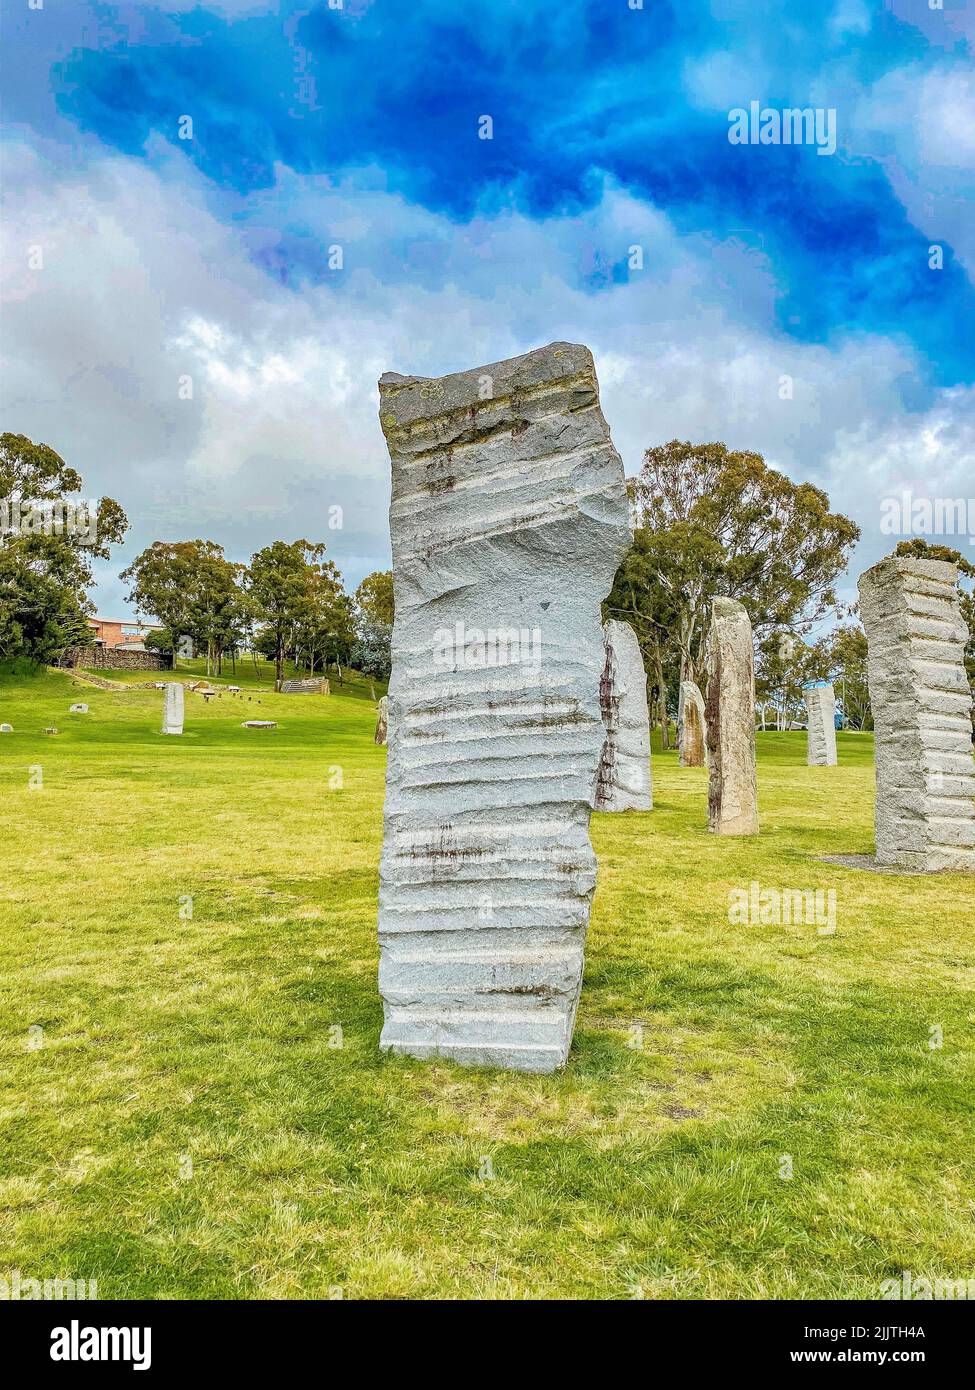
0 433 128 664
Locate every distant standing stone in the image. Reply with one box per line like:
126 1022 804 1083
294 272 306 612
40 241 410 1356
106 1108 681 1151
376 340 630 1072
69 703 89 714
679 680 708 767
0 723 12 733
375 695 388 746
595 620 652 810
705 598 759 835
858 553 975 872
803 681 837 766
162 682 184 736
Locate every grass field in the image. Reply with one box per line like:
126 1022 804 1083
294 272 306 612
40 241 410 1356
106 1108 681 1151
1 662 973 1300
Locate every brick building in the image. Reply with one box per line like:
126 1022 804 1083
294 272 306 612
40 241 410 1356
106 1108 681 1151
88 618 194 657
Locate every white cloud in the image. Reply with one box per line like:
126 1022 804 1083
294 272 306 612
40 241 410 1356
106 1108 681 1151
849 62 975 278
2 140 972 620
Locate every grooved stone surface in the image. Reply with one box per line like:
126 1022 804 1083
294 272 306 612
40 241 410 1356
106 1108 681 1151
595 619 652 811
706 598 759 836
377 341 630 1072
162 682 184 736
858 555 975 872
804 681 838 766
679 680 707 767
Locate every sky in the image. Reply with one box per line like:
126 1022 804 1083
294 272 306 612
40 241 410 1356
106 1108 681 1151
2 0 973 619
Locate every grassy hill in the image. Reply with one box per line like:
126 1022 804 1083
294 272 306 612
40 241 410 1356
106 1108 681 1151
0 666 972 1299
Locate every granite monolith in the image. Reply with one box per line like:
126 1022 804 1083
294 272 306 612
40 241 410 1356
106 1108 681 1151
858 554 975 872
595 619 652 811
679 680 708 767
375 695 389 746
804 680 837 766
162 682 184 736
376 341 630 1071
706 598 759 835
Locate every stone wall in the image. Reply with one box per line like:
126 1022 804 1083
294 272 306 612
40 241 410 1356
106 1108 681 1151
279 677 330 694
56 647 168 671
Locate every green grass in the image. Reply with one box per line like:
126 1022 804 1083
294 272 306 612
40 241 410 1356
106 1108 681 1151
1 666 973 1300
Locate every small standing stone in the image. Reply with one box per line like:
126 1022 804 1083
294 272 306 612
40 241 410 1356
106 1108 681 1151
679 680 708 767
162 682 184 736
375 695 389 746
803 681 837 766
595 620 652 810
858 553 975 872
705 598 759 836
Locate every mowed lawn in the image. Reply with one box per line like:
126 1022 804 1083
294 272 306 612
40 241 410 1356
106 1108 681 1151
1 662 973 1300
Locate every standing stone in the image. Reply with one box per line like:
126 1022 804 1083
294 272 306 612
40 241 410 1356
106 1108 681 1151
162 682 184 736
375 695 389 746
679 680 708 767
858 554 975 872
804 680 838 766
595 620 652 811
705 598 759 835
377 341 630 1072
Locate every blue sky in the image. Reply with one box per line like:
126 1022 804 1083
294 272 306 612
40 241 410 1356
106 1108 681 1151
3 0 973 615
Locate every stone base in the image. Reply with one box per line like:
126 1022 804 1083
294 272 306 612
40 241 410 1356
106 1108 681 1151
818 852 974 876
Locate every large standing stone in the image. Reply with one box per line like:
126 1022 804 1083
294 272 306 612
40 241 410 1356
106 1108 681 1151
162 682 184 736
858 554 975 872
705 598 759 835
377 341 630 1072
595 619 652 811
679 680 708 767
804 680 838 766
